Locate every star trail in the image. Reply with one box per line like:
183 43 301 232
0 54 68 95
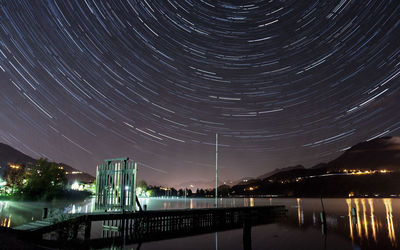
0 0 399 186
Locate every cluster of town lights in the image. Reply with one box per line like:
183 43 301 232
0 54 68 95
343 169 390 175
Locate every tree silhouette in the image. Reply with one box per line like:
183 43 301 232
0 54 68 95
5 167 26 194
23 158 67 199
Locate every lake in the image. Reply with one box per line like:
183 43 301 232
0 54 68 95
0 197 398 249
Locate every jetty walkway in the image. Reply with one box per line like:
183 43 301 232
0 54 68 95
11 205 286 248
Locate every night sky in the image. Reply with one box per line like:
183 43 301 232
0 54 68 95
0 0 399 187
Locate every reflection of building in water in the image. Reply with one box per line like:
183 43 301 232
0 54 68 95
383 199 396 247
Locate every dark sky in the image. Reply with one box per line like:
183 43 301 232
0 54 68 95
0 0 399 187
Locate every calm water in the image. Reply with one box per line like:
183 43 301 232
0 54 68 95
1 197 399 249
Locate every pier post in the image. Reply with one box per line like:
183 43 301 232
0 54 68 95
84 219 91 241
42 208 48 219
243 215 252 250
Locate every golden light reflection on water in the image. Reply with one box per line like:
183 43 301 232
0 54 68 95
1 215 11 228
368 199 377 243
361 199 368 239
346 199 354 241
346 198 398 246
384 199 396 247
296 198 302 227
250 198 254 207
354 198 362 238
0 202 11 228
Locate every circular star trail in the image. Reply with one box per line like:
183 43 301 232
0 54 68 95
0 0 399 186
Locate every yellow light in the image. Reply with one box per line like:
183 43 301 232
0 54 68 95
9 164 20 169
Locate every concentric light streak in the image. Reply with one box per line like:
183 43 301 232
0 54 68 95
0 1 399 185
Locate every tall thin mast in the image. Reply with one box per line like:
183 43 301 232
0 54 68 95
215 133 218 208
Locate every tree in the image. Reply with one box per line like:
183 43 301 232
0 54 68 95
170 188 178 196
138 180 148 190
23 158 67 199
198 189 206 197
5 167 26 194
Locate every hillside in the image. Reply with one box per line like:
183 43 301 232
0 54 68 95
257 165 305 180
0 143 94 183
231 136 400 197
0 143 36 173
325 137 400 172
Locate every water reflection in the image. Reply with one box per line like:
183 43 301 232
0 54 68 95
296 198 303 227
1 197 400 249
345 198 397 247
249 198 254 207
354 199 362 238
368 199 377 242
346 198 354 241
215 232 218 250
1 215 11 227
384 199 396 247
361 199 368 239
0 201 11 228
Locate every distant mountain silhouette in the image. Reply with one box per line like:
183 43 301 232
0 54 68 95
176 179 225 190
177 137 400 191
0 143 36 175
257 165 305 180
325 136 400 172
0 143 94 183
231 136 400 197
57 163 95 183
0 143 36 165
255 136 400 181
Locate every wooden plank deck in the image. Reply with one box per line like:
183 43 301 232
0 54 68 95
14 214 81 231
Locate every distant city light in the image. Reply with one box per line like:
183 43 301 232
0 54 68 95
9 164 21 169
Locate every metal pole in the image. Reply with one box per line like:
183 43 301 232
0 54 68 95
133 162 137 212
215 133 218 208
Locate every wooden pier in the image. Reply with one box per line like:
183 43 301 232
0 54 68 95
13 205 286 248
